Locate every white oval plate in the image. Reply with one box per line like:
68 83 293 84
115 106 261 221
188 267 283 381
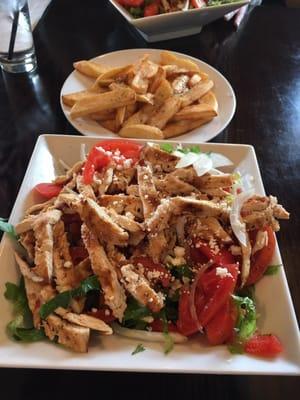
60 49 236 143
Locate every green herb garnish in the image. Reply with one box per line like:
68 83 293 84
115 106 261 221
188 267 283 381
131 343 146 355
0 218 18 239
264 264 282 276
232 295 257 341
39 275 100 319
129 6 144 18
170 264 194 280
177 145 201 154
161 310 174 355
160 143 174 153
4 278 45 342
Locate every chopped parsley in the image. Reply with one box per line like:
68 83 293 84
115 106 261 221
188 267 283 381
131 343 146 355
264 264 282 276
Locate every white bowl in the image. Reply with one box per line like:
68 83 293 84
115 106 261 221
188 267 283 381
109 0 250 42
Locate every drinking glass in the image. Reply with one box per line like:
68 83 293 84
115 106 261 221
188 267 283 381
0 0 37 73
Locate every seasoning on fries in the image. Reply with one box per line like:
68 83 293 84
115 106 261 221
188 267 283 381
62 51 219 139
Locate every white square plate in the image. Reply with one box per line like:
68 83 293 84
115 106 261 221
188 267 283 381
0 134 299 374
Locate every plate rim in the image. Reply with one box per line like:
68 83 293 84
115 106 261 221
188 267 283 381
1 134 299 375
60 48 236 142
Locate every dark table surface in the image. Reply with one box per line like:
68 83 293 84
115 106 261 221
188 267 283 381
0 0 299 397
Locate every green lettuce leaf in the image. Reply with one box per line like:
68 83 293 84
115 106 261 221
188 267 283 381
0 218 18 239
160 143 174 153
232 295 257 341
264 264 282 276
39 275 100 319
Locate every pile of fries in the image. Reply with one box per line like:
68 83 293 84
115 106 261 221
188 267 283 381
62 51 218 139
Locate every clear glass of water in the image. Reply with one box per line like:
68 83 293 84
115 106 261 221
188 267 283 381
0 0 37 73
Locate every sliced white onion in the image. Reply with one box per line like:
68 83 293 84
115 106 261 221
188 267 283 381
193 153 213 177
175 152 200 168
209 168 225 175
59 158 71 171
241 173 254 192
210 152 233 168
112 323 187 344
173 150 185 158
230 189 255 247
80 143 87 161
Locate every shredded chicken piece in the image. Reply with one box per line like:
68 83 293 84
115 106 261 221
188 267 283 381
141 143 179 172
99 194 143 220
53 160 84 186
55 307 112 335
187 217 233 244
137 165 160 219
93 167 114 196
81 223 126 321
120 264 164 313
81 198 129 246
14 252 43 283
252 230 268 255
43 314 90 353
76 175 96 200
241 234 252 287
32 209 62 282
19 230 35 261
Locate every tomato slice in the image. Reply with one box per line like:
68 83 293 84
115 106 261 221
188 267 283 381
83 140 142 184
246 226 276 286
244 334 283 358
87 308 116 323
191 0 207 7
205 299 237 345
177 288 205 336
149 319 178 333
133 256 171 288
200 264 238 296
34 183 62 199
118 0 144 6
144 2 159 17
193 240 236 266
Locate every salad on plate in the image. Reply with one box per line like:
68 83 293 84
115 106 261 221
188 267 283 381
117 0 240 18
3 140 289 357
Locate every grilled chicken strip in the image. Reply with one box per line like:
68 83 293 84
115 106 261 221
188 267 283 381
53 220 76 292
108 167 136 194
137 165 160 219
14 252 43 283
193 174 234 190
81 198 129 246
43 314 90 353
147 231 168 263
19 230 35 261
107 208 145 246
141 143 179 172
53 160 84 186
120 264 164 313
55 307 112 335
187 217 233 244
99 194 143 220
154 174 198 196
81 223 127 321
76 175 96 201
146 197 228 233
93 167 114 196
31 209 62 282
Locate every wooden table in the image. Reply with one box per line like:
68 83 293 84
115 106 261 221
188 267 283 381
0 0 299 397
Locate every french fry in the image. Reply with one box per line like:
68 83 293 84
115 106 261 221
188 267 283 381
131 55 159 94
147 96 182 129
136 93 154 104
180 80 214 108
172 75 190 94
172 103 217 121
99 119 117 133
124 103 138 121
73 60 108 78
62 88 105 107
70 87 136 119
93 65 132 89
163 117 213 139
89 109 115 121
115 106 126 131
188 74 202 88
160 51 208 80
119 124 163 140
199 90 218 113
162 64 189 77
149 66 166 93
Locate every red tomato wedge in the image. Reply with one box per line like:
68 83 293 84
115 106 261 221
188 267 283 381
83 140 142 184
133 256 171 288
149 319 178 333
198 264 239 327
244 334 283 358
246 226 276 286
144 2 159 17
205 299 237 345
34 183 62 199
177 288 205 336
118 0 144 6
191 0 207 7
193 241 236 266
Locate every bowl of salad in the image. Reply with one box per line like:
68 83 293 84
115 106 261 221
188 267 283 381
109 0 250 42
